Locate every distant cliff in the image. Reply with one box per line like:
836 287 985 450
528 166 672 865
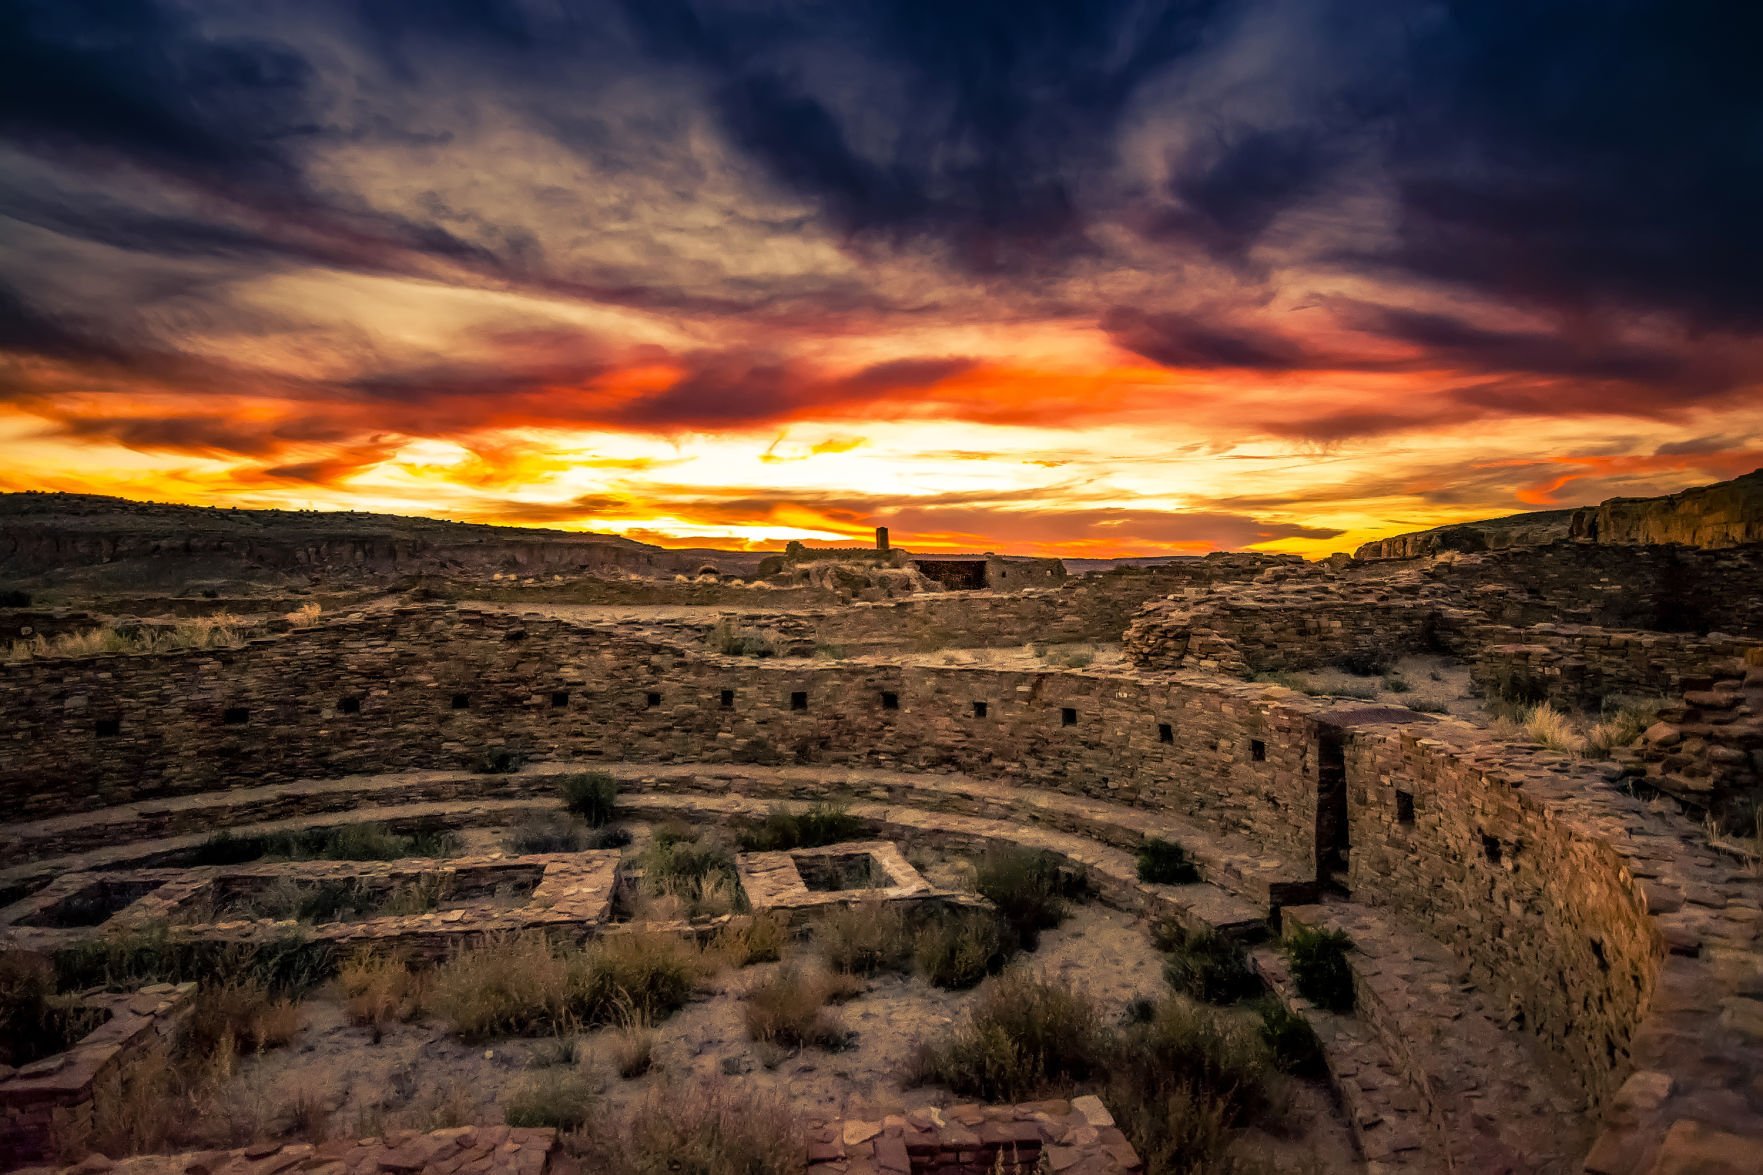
1569 468 1763 547
1355 469 1763 560
0 492 680 588
1352 510 1575 560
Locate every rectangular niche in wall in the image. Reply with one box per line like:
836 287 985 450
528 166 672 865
720 689 735 709
1250 738 1267 761
550 690 570 708
646 691 662 708
1061 707 1078 727
880 691 899 711
338 696 361 715
790 690 808 711
222 707 250 726
1395 790 1416 825
1158 722 1174 744
451 693 471 710
971 700 989 719
95 718 121 738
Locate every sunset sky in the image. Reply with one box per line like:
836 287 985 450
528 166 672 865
2 1 1760 556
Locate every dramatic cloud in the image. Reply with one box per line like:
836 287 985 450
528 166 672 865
0 0 1759 554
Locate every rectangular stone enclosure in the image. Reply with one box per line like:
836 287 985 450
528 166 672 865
737 841 955 914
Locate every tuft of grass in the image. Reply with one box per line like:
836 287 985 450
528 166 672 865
585 1079 805 1175
428 931 710 1041
912 908 1010 989
284 602 323 627
1522 703 1582 754
738 802 865 851
815 901 913 976
637 832 743 919
1381 674 1411 694
1282 926 1355 1013
55 926 333 998
714 913 789 967
973 846 1070 950
610 1017 656 1079
560 772 619 827
507 813 630 854
1158 923 1261 1005
1255 998 1325 1076
338 952 425 1039
743 966 850 1051
504 1070 598 1131
1136 837 1200 885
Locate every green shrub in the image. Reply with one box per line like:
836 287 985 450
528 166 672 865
1255 998 1325 1076
504 1070 597 1130
560 772 619 827
909 967 1106 1101
1283 926 1355 1012
738 803 865 851
1136 838 1199 885
1158 924 1260 1005
1106 999 1270 1173
973 847 1069 950
912 908 1011 989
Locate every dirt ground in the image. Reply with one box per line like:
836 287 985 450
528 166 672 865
209 898 1362 1172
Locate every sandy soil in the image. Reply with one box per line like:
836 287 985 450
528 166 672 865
208 898 1361 1172
1264 653 1481 721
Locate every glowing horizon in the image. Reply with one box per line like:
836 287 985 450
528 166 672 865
3 2 1759 557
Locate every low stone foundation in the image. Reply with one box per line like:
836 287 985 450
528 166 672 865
1 983 196 1168
20 1125 565 1175
807 1095 1140 1175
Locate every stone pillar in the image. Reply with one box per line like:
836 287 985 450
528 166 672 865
875 526 890 551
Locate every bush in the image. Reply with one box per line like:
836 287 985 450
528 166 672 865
1159 924 1260 1005
743 966 849 1051
635 831 743 919
1255 998 1324 1076
191 823 461 865
738 802 865 851
183 978 303 1059
912 908 1011 989
1283 926 1355 1012
973 847 1069 950
1136 838 1199 885
505 1070 597 1130
560 772 618 827
55 926 334 996
1105 998 1273 1172
587 1079 805 1175
909 968 1106 1101
816 901 913 976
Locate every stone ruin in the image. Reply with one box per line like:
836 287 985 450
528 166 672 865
2 535 1763 1174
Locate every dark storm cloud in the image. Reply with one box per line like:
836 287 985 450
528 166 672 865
0 0 1759 452
1380 0 1763 328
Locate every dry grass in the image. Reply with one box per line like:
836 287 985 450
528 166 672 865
1488 696 1663 759
428 931 711 1041
714 913 789 966
611 1020 657 1079
743 966 850 1051
505 1070 598 1131
284 602 323 627
581 1078 806 1175
815 901 913 976
8 614 253 662
338 952 426 1037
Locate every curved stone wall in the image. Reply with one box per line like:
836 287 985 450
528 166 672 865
2 604 1761 1170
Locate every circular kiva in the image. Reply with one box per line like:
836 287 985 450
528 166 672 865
2 605 1761 1173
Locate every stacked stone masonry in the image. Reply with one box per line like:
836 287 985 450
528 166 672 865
2 604 1763 1171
